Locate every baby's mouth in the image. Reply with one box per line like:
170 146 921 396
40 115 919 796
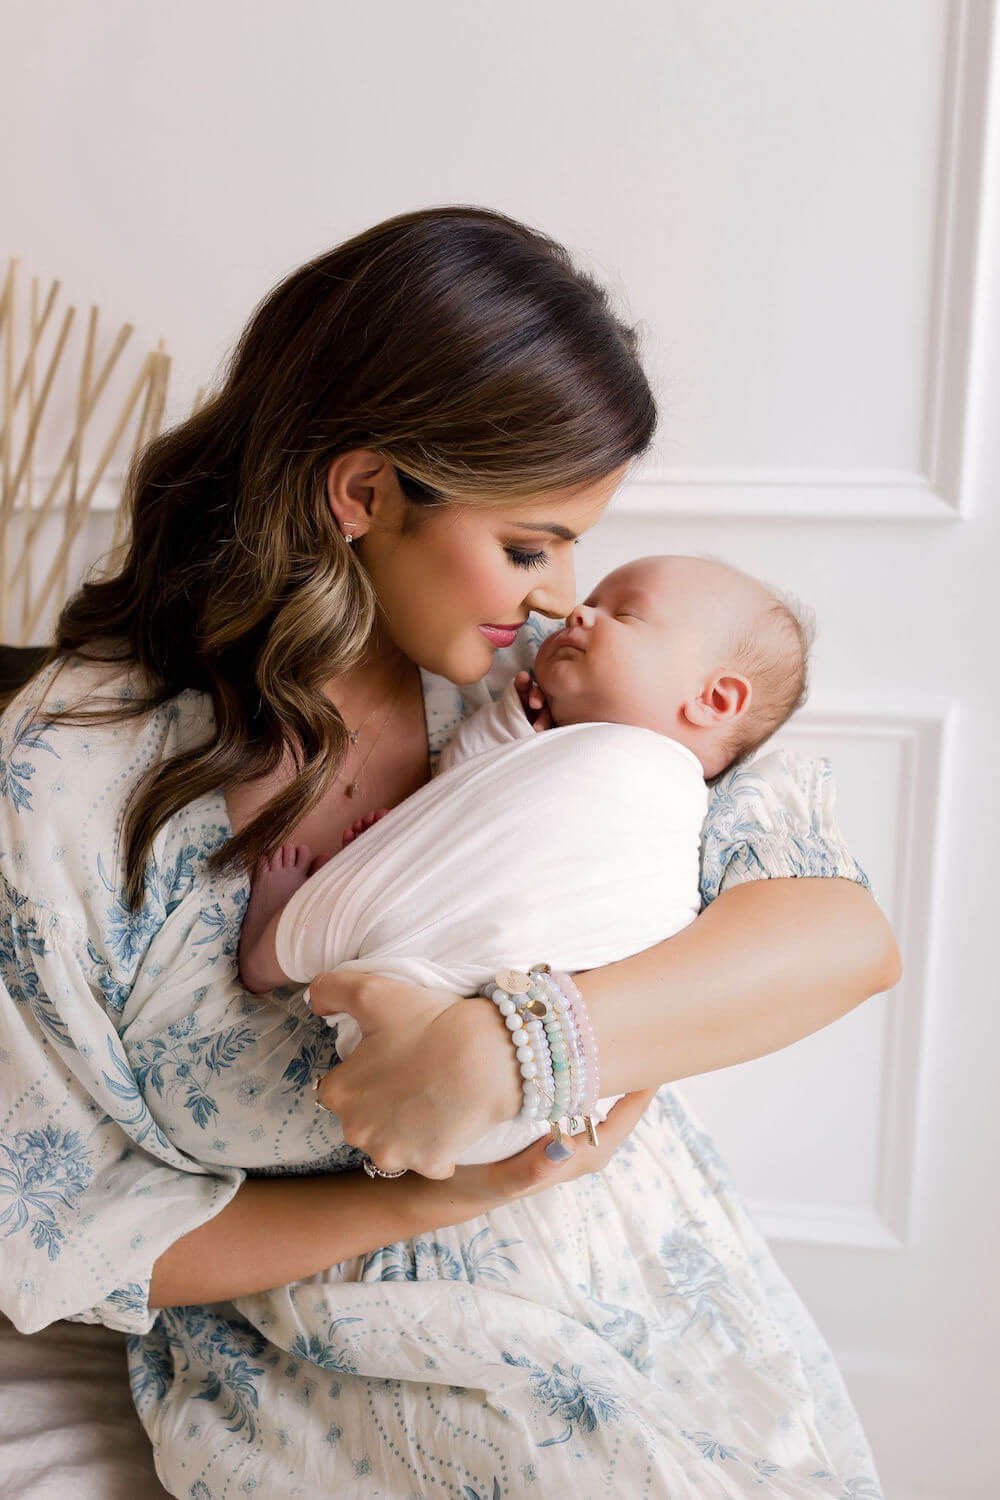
549 627 586 655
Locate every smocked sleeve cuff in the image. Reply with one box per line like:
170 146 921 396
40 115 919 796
699 749 871 909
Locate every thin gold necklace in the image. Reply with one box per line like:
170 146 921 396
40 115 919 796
345 677 396 746
342 663 407 799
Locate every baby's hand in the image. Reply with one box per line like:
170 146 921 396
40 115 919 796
514 671 554 733
342 808 389 848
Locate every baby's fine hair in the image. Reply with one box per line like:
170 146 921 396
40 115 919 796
695 556 816 778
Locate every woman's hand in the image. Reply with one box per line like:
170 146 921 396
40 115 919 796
450 1086 660 1206
310 973 526 1178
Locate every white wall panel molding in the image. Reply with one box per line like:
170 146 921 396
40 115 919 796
613 467 956 524
616 0 994 524
682 698 950 1252
783 704 949 1250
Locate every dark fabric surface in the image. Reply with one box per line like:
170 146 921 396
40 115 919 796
0 645 50 695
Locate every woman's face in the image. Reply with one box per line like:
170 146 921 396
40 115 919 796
346 463 628 683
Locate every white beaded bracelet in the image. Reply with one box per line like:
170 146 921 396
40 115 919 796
482 970 553 1127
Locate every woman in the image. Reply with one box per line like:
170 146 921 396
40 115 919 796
0 207 898 1497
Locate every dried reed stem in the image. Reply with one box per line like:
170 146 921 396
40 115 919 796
25 352 155 641
0 258 15 628
7 278 60 419
9 322 133 596
58 306 99 605
1 302 75 529
20 278 40 638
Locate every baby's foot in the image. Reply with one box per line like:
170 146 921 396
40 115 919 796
341 808 390 848
238 844 313 993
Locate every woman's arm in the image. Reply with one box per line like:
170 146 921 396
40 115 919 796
577 876 901 1096
148 1169 485 1308
310 879 899 1177
148 1087 658 1308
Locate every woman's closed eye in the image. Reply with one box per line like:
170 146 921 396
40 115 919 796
506 547 549 571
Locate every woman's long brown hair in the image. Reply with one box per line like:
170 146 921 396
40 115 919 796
14 206 656 910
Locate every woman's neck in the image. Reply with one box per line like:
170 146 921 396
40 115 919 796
321 630 414 718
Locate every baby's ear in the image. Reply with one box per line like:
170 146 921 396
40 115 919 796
683 671 752 728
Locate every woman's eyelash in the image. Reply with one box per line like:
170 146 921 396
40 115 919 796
506 547 549 571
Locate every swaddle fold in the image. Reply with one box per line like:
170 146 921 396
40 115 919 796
275 721 707 1162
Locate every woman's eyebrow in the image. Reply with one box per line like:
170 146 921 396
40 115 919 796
511 522 579 541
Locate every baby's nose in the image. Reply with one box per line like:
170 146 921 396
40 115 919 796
567 602 596 628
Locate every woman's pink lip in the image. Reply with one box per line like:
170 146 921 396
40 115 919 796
477 623 523 646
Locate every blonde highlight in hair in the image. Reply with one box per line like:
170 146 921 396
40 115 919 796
16 206 656 909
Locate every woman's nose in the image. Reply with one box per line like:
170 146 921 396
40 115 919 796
524 550 578 620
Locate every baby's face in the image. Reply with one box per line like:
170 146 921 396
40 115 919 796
532 555 759 734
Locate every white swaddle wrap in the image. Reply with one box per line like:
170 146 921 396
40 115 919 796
276 691 708 1163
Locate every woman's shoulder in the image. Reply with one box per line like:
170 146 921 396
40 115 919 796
0 654 219 917
700 747 871 903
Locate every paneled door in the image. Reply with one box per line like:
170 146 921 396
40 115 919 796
581 5 997 1496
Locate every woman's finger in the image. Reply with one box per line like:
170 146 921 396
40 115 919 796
485 1086 661 1199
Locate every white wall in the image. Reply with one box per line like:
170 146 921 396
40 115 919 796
3 3 998 1495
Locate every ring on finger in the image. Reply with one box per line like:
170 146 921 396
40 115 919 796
362 1156 408 1180
313 1071 336 1111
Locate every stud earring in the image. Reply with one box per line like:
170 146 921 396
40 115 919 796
342 522 356 546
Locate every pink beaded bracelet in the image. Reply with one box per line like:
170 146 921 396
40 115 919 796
552 970 601 1123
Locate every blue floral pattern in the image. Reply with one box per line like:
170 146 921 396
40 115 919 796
0 1124 93 1260
0 639 883 1496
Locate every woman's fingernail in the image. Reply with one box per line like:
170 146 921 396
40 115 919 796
304 986 313 1012
545 1141 574 1163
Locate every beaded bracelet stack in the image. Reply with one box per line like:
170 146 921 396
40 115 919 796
482 964 601 1148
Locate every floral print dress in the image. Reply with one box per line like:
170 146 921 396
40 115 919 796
0 629 884 1499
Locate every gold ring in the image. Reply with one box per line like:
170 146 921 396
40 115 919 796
312 1071 336 1111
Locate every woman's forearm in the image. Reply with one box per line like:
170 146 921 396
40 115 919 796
148 1169 486 1309
576 878 901 1096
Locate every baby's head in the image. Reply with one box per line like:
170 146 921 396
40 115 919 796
532 555 812 779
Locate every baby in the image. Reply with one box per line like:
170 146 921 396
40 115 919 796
237 554 810 1161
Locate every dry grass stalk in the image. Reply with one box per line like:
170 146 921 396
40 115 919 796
0 260 216 647
0 256 171 644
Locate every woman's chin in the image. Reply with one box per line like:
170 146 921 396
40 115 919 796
437 641 496 685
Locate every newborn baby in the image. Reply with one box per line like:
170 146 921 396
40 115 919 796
438 552 808 780
237 554 810 1162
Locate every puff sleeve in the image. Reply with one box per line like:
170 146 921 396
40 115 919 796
698 749 871 908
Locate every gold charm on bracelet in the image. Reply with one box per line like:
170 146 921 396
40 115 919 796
494 968 531 995
549 1118 564 1146
585 1116 599 1147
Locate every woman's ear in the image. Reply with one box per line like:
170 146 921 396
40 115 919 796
325 451 397 540
682 671 752 728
